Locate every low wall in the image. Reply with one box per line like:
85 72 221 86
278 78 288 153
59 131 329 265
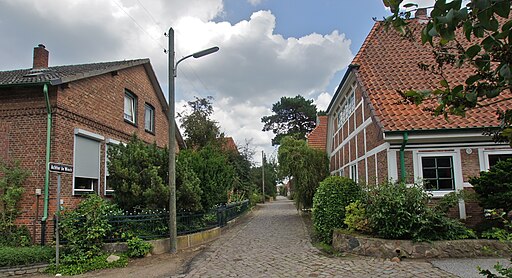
0 264 47 277
104 206 254 255
333 231 512 259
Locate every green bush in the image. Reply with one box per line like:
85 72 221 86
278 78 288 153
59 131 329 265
312 176 361 244
366 182 429 239
366 182 474 241
126 237 152 258
249 192 262 206
344 200 372 233
0 225 31 247
60 194 114 259
0 246 54 267
470 158 512 212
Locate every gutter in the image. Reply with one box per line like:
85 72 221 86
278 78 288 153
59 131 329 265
399 132 408 182
41 83 52 245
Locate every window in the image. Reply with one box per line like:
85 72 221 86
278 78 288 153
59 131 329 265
104 144 114 195
350 164 357 182
336 83 356 128
124 90 137 124
488 153 512 168
74 134 101 194
144 103 155 133
421 156 454 191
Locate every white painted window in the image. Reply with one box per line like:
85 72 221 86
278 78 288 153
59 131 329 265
104 139 123 195
73 129 103 194
336 83 357 129
124 90 137 124
415 151 462 197
144 103 155 133
480 149 512 171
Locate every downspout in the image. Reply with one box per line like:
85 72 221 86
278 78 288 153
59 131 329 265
41 83 52 245
399 132 408 182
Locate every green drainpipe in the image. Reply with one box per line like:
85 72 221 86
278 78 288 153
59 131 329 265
41 83 52 245
399 132 408 182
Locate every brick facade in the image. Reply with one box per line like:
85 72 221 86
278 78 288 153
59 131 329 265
0 47 183 243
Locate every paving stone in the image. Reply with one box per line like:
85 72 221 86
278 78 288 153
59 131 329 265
183 197 456 277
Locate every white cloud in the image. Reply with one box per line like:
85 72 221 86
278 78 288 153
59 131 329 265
0 0 353 163
247 0 264 6
314 92 333 112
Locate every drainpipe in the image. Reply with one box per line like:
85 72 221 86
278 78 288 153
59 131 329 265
399 132 408 182
41 83 52 245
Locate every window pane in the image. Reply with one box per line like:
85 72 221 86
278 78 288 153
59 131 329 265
74 177 97 191
437 168 453 179
489 154 512 168
422 157 436 167
144 104 154 132
422 169 437 179
438 179 454 190
423 179 437 190
437 157 452 167
124 95 133 121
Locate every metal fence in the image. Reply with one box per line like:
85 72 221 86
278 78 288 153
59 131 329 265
56 199 250 243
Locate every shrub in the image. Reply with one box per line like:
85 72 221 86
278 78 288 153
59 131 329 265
0 246 54 267
367 182 475 241
344 200 372 233
366 182 428 239
312 176 361 243
470 158 512 212
126 237 152 258
0 160 30 246
0 225 31 247
60 194 114 259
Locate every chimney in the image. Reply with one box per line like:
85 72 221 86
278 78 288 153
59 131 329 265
33 44 49 69
415 8 428 20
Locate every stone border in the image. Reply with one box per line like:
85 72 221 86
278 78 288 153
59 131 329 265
333 231 512 259
0 263 48 277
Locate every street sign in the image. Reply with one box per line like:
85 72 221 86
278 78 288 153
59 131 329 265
49 163 73 174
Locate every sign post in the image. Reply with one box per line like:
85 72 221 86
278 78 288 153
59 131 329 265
49 162 73 270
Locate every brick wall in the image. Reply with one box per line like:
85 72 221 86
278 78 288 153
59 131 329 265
0 64 180 243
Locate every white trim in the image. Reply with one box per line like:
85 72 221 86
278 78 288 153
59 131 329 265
390 141 509 149
385 131 492 141
74 128 105 141
414 151 463 198
330 117 372 156
387 149 398 181
479 148 512 171
340 142 389 171
374 153 379 184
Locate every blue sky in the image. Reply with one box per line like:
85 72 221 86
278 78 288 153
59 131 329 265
0 0 420 163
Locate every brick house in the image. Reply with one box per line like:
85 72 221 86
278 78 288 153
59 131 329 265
306 115 328 151
326 18 512 225
0 44 185 243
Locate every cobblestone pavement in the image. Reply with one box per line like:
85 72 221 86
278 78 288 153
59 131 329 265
182 197 455 277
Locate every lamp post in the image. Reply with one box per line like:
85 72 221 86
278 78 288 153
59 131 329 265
168 27 218 253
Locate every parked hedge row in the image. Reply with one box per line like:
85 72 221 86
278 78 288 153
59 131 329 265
0 246 54 267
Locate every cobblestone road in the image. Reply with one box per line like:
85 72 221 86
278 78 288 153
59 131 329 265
183 197 455 277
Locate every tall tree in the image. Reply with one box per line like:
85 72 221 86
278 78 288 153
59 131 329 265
261 95 318 145
179 96 221 149
382 0 512 145
278 136 329 209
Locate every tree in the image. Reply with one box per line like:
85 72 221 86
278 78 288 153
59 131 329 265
278 136 329 209
107 136 168 211
382 0 512 145
179 96 221 149
250 156 278 199
261 95 318 145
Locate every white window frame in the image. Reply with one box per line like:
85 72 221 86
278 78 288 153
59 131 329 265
124 90 137 124
414 151 463 198
478 148 512 171
350 164 357 182
144 103 155 133
73 129 104 195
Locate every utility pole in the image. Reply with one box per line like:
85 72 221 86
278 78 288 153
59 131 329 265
262 151 265 203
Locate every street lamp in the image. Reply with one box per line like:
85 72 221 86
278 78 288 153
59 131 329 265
167 27 219 253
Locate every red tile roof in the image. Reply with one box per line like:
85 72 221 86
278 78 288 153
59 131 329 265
307 115 327 151
352 20 512 132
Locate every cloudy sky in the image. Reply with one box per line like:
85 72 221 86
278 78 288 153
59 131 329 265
0 0 434 164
